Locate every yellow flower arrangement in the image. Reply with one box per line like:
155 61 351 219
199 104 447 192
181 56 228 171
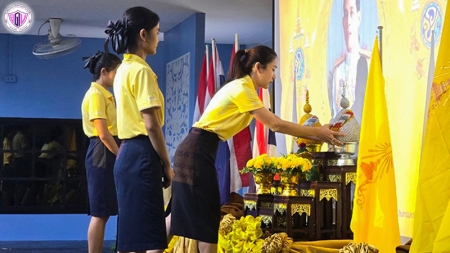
241 154 278 174
275 153 312 174
241 154 312 175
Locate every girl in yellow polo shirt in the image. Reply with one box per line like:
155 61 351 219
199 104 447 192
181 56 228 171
170 45 345 252
105 6 174 253
81 51 121 253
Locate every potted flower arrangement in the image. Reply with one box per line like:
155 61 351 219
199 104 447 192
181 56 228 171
275 153 312 196
242 154 278 194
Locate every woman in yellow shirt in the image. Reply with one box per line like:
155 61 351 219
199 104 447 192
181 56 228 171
105 6 173 253
170 45 345 253
81 51 121 253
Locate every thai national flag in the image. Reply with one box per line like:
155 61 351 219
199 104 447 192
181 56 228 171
192 53 211 123
249 87 279 192
215 39 256 204
210 42 232 205
252 87 278 157
228 41 252 189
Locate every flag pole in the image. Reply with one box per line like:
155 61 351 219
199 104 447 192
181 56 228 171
212 38 217 89
235 33 239 52
212 38 221 92
205 44 210 80
422 29 435 144
377 26 383 70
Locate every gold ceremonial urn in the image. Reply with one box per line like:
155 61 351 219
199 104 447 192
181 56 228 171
254 171 274 194
306 143 323 152
279 172 302 196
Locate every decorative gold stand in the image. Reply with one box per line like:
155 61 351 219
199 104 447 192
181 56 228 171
253 172 274 194
272 195 316 240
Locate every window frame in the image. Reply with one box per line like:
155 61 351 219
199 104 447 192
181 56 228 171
0 117 88 214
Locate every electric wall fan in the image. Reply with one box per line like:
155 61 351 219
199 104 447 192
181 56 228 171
32 18 81 59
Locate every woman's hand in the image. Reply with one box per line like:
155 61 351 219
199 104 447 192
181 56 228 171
315 124 346 146
162 164 174 189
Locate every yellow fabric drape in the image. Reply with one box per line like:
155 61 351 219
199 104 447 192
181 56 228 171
349 37 400 252
164 235 178 253
410 2 450 251
289 240 352 253
170 236 198 253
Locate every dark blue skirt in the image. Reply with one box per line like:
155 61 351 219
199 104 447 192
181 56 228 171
114 136 167 251
170 127 221 243
85 137 118 216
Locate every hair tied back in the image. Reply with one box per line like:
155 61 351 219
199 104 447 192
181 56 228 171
83 51 103 74
240 49 249 62
104 19 128 54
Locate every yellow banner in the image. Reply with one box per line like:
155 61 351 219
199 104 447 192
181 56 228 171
411 1 450 251
349 37 400 251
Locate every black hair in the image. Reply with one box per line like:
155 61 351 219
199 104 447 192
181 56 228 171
105 6 160 54
226 45 277 83
83 51 121 81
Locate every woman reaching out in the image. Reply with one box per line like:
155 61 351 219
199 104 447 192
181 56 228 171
170 45 344 253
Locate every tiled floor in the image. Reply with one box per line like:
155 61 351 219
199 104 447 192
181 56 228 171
0 240 115 253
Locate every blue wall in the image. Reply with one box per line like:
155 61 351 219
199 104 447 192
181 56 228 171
0 34 167 119
0 12 246 241
164 13 205 127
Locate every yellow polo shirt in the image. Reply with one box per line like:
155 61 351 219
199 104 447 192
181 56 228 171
194 75 263 141
81 82 118 137
114 53 164 139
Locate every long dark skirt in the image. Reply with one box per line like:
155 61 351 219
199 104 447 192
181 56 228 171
114 136 167 251
85 137 118 216
170 127 221 243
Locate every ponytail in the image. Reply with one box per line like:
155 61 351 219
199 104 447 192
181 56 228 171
224 45 277 85
104 19 128 54
225 49 251 83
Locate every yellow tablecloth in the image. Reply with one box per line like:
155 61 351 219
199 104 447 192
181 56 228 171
167 238 353 253
290 240 352 253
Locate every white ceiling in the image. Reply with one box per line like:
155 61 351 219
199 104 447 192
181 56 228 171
0 0 273 45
